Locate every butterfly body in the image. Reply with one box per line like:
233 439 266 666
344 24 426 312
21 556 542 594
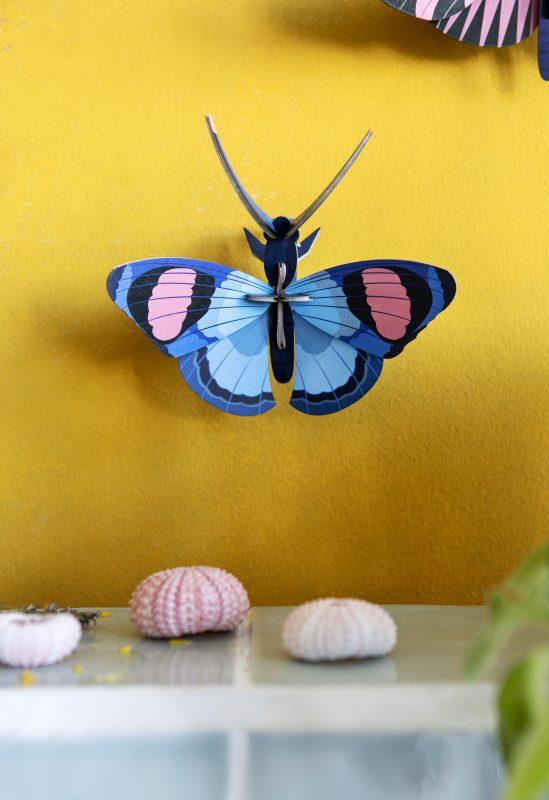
258 216 300 384
107 117 457 416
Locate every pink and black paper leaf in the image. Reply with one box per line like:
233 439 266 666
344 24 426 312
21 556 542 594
381 0 547 79
434 0 539 47
381 0 474 21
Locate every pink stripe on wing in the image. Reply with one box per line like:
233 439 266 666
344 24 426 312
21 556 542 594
415 0 439 20
498 0 516 44
517 0 536 39
441 0 480 36
148 268 196 341
362 268 411 341
479 0 500 44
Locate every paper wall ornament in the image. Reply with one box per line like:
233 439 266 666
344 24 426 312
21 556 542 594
107 116 456 416
380 0 549 79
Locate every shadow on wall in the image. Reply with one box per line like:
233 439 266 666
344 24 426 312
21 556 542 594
263 0 535 72
37 234 262 422
272 359 548 603
367 367 548 602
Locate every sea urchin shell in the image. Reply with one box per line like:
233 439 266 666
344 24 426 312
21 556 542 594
0 612 82 668
282 598 397 662
130 566 250 638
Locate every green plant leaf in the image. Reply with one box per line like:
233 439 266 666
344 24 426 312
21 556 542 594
504 705 549 800
465 543 549 679
498 648 549 764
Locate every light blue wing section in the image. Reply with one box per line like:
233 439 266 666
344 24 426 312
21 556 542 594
178 313 275 416
291 315 383 416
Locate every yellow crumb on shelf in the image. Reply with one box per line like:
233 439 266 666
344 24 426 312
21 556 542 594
169 639 191 647
118 645 133 655
72 663 84 674
20 671 36 686
93 672 122 684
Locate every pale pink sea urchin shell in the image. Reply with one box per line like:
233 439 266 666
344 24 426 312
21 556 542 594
0 612 82 668
130 566 250 638
282 598 397 662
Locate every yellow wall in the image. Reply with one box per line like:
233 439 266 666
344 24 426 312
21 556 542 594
1 1 547 607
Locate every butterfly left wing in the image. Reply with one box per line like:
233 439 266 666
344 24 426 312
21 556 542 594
433 0 538 46
107 257 271 357
178 313 274 416
107 257 275 415
286 259 455 415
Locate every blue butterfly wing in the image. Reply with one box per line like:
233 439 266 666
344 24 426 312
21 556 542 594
286 259 455 415
107 257 274 415
179 313 275 416
107 257 271 357
287 259 456 359
291 315 383 416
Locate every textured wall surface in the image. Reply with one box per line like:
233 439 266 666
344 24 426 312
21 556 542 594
1 1 547 606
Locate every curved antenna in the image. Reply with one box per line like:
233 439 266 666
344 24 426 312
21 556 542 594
205 115 276 237
285 129 373 238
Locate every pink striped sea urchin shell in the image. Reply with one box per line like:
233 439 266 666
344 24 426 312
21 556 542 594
282 598 397 662
130 566 250 638
0 612 82 668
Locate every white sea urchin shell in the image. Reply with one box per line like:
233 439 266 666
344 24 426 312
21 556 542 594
282 598 397 662
0 612 82 668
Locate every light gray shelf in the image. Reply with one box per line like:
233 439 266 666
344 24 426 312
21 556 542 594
2 605 532 799
0 605 540 737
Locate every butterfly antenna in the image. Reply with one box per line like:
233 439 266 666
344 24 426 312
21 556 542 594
285 129 373 238
205 115 276 238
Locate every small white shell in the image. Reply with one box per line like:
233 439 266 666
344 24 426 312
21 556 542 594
0 612 82 668
282 598 397 662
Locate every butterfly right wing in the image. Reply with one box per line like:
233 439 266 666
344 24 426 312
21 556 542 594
286 259 455 415
291 314 383 415
287 259 456 360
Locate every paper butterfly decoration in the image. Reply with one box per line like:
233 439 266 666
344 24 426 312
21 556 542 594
107 117 456 417
380 0 549 79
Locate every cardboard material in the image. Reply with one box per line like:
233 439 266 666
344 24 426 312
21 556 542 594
108 123 456 415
